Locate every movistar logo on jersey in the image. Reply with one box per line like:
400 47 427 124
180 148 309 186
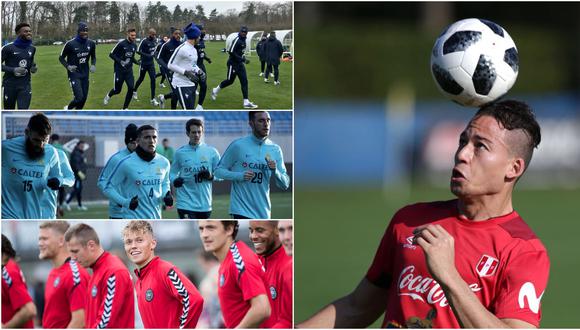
10 167 43 178
135 178 161 186
242 162 268 170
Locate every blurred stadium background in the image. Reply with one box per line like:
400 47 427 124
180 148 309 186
294 2 580 327
1 220 262 328
1 111 293 219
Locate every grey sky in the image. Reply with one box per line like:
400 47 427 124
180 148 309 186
135 1 245 14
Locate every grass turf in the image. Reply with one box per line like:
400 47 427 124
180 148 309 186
294 185 580 327
25 41 292 110
61 191 292 219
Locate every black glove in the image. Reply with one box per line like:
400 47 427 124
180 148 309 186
173 177 185 188
244 58 250 64
206 57 212 64
129 195 139 210
13 67 28 77
30 64 37 74
198 167 212 180
47 178 60 190
184 70 200 83
163 191 174 207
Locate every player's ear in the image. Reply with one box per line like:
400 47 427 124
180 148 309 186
506 157 525 181
151 239 157 250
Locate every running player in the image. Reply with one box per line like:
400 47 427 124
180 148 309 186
1 23 37 109
156 27 182 109
134 28 160 106
215 111 290 219
104 28 138 109
171 118 220 219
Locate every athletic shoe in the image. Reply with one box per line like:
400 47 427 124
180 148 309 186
270 73 274 78
158 94 165 108
259 72 264 77
151 98 160 106
64 105 69 110
243 101 258 109
264 78 269 83
195 104 204 110
274 81 281 85
160 83 166 88
132 91 138 100
103 94 110 105
211 88 219 101
78 205 88 211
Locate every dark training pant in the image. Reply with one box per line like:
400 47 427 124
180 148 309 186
2 82 31 109
108 70 135 109
67 76 90 109
134 63 156 100
218 63 248 99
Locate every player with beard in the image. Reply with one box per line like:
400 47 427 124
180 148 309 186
59 22 97 110
211 26 259 109
1 23 38 109
2 235 37 328
103 125 173 219
2 113 63 219
198 221 270 328
97 123 139 219
249 221 293 328
194 24 211 109
123 221 204 328
65 224 134 328
133 28 160 106
156 27 183 109
38 221 90 328
215 111 290 219
104 28 138 109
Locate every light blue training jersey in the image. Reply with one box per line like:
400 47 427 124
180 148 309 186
170 142 220 212
43 148 75 218
103 151 170 219
97 148 132 218
215 134 290 219
2 136 63 219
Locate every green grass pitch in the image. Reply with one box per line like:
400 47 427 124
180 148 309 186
26 41 292 110
61 191 292 219
294 185 580 327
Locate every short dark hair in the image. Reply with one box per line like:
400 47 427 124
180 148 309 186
137 125 156 137
15 23 30 34
27 113 52 136
186 118 204 134
64 223 100 246
50 134 60 142
221 221 239 240
474 100 541 172
249 111 267 121
127 28 136 33
1 234 16 259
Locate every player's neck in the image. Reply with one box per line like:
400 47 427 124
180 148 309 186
215 239 234 262
457 193 514 221
51 251 70 268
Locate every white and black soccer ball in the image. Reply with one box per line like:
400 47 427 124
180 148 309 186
430 18 519 107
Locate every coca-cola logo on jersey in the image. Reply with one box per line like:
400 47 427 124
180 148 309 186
397 265 482 308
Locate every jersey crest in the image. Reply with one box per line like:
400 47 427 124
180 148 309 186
145 288 154 302
269 286 277 300
53 276 61 287
475 254 499 277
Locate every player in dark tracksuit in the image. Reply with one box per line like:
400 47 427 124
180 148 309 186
104 28 138 109
256 35 268 77
156 27 182 110
155 37 168 87
264 32 284 85
1 23 37 109
134 28 159 106
59 22 97 110
194 24 211 109
211 26 258 109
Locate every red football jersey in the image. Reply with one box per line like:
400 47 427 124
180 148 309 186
135 256 204 328
259 245 293 329
218 241 269 328
1 259 34 328
366 199 550 328
86 251 135 329
43 258 90 328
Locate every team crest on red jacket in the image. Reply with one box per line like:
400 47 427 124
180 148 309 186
476 255 499 277
53 276 60 287
145 288 154 302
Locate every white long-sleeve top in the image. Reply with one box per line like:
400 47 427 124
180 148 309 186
167 41 202 88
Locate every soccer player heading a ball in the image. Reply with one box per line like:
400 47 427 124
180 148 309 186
299 100 549 328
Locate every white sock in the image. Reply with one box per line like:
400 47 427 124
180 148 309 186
215 86 221 92
244 99 250 104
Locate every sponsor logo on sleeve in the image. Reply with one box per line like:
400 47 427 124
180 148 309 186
518 282 544 314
